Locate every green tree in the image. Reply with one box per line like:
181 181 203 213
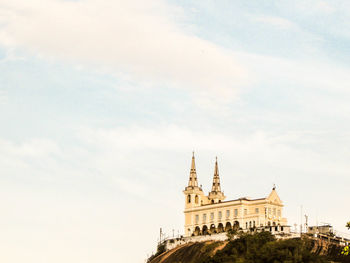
342 221 350 256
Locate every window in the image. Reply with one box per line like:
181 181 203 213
234 209 238 217
210 212 214 220
195 215 199 224
226 210 230 218
246 222 248 229
268 208 271 214
253 221 256 227
255 208 259 214
244 209 247 215
195 195 198 204
273 208 276 216
277 209 281 216
203 214 207 222
187 195 191 203
218 211 222 219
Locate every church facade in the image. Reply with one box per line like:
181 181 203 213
183 153 287 237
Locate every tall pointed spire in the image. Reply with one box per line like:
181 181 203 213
208 156 225 203
188 151 198 188
211 157 221 192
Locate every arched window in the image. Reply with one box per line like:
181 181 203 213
211 200 214 204
195 195 198 204
187 195 191 203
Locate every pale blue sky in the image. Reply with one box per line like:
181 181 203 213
0 1 350 262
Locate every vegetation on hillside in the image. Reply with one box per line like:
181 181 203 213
148 225 350 263
199 231 327 263
147 243 166 263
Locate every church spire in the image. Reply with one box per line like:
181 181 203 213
211 157 221 192
188 151 198 188
208 156 225 203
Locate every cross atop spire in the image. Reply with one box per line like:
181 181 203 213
187 152 198 188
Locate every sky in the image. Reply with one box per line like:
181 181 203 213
0 0 350 262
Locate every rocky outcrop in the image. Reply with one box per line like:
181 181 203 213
149 241 225 263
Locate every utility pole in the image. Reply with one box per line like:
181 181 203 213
300 205 303 234
305 214 308 233
159 228 162 244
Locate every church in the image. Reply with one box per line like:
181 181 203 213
183 153 287 237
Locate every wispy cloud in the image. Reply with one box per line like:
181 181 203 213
252 15 297 30
0 0 248 99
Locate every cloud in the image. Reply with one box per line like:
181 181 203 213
315 1 336 14
0 0 247 99
252 15 297 30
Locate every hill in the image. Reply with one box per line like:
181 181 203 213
148 232 349 263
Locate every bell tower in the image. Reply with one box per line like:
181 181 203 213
183 152 204 208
